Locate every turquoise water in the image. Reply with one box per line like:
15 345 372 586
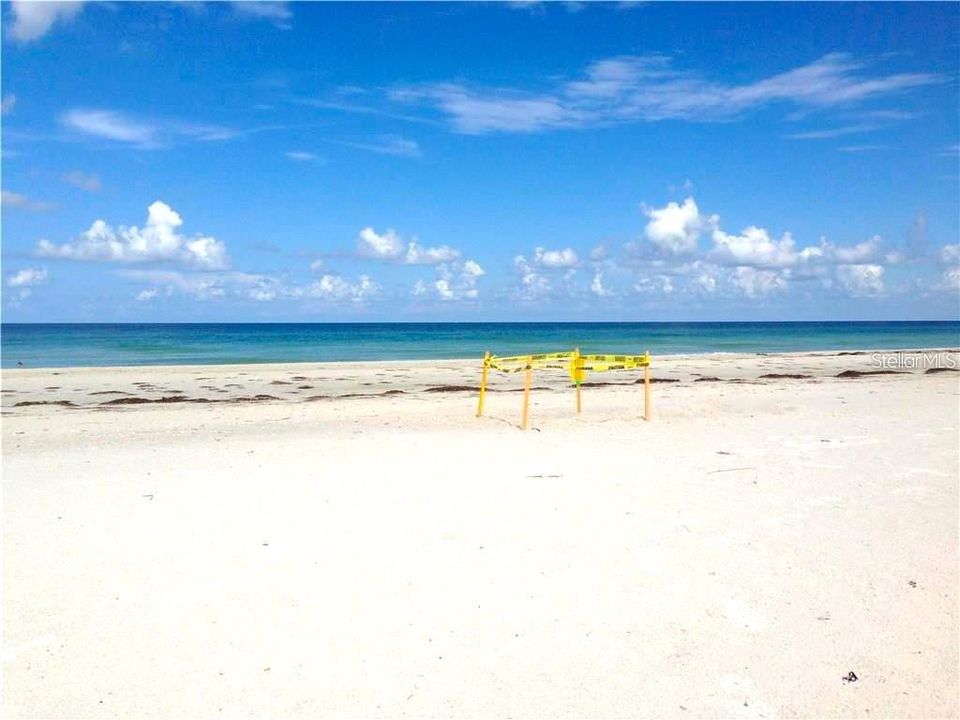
1 322 958 369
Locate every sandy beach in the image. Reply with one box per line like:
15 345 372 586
2 349 958 718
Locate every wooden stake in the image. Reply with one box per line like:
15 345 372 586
643 353 651 421
476 351 489 417
521 357 532 430
574 347 582 414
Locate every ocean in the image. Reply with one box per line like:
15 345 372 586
1 322 958 369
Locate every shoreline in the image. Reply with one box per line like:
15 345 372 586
2 345 958 375
3 348 957 413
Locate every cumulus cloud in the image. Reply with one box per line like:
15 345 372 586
513 255 551 299
6 266 48 301
712 227 795 267
122 270 236 301
637 196 888 285
123 268 377 304
37 201 229 270
61 170 102 192
835 264 885 297
533 246 579 268
7 267 48 288
7 1 85 42
590 271 613 296
414 260 485 301
643 198 716 255
938 267 960 292
633 274 676 296
306 274 377 302
588 244 608 261
356 227 460 265
940 244 960 265
357 227 405 259
405 241 460 265
1 189 56 212
732 267 789 298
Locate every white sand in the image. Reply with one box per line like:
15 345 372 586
2 351 958 718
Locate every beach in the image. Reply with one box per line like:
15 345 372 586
2 349 958 718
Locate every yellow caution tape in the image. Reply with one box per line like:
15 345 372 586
487 351 574 373
485 350 650 377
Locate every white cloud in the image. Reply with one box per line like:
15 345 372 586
122 270 230 301
414 260 485 301
6 266 48 301
285 151 318 162
836 264 885 297
513 255 551 299
62 109 157 146
588 244 607 261
637 195 884 272
356 227 460 265
391 84 573 134
940 244 960 264
307 274 377 302
643 197 715 255
590 271 613 296
711 227 801 268
37 201 229 270
938 267 960 292
405 241 460 265
7 1 85 42
7 267 48 288
391 53 939 135
732 267 789 298
61 170 102 192
1 189 55 212
831 235 882 264
309 259 325 272
339 134 421 158
692 264 718 294
357 227 405 260
1 93 16 115
231 1 293 29
61 108 238 148
634 274 675 296
121 268 352 304
785 124 878 140
533 246 579 268
838 145 887 153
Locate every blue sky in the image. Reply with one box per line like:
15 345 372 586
2 1 958 322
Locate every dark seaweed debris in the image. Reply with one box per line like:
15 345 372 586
836 370 907 378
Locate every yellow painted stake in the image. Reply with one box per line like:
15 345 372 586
643 350 651 421
574 347 582 414
521 356 532 430
476 351 489 417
